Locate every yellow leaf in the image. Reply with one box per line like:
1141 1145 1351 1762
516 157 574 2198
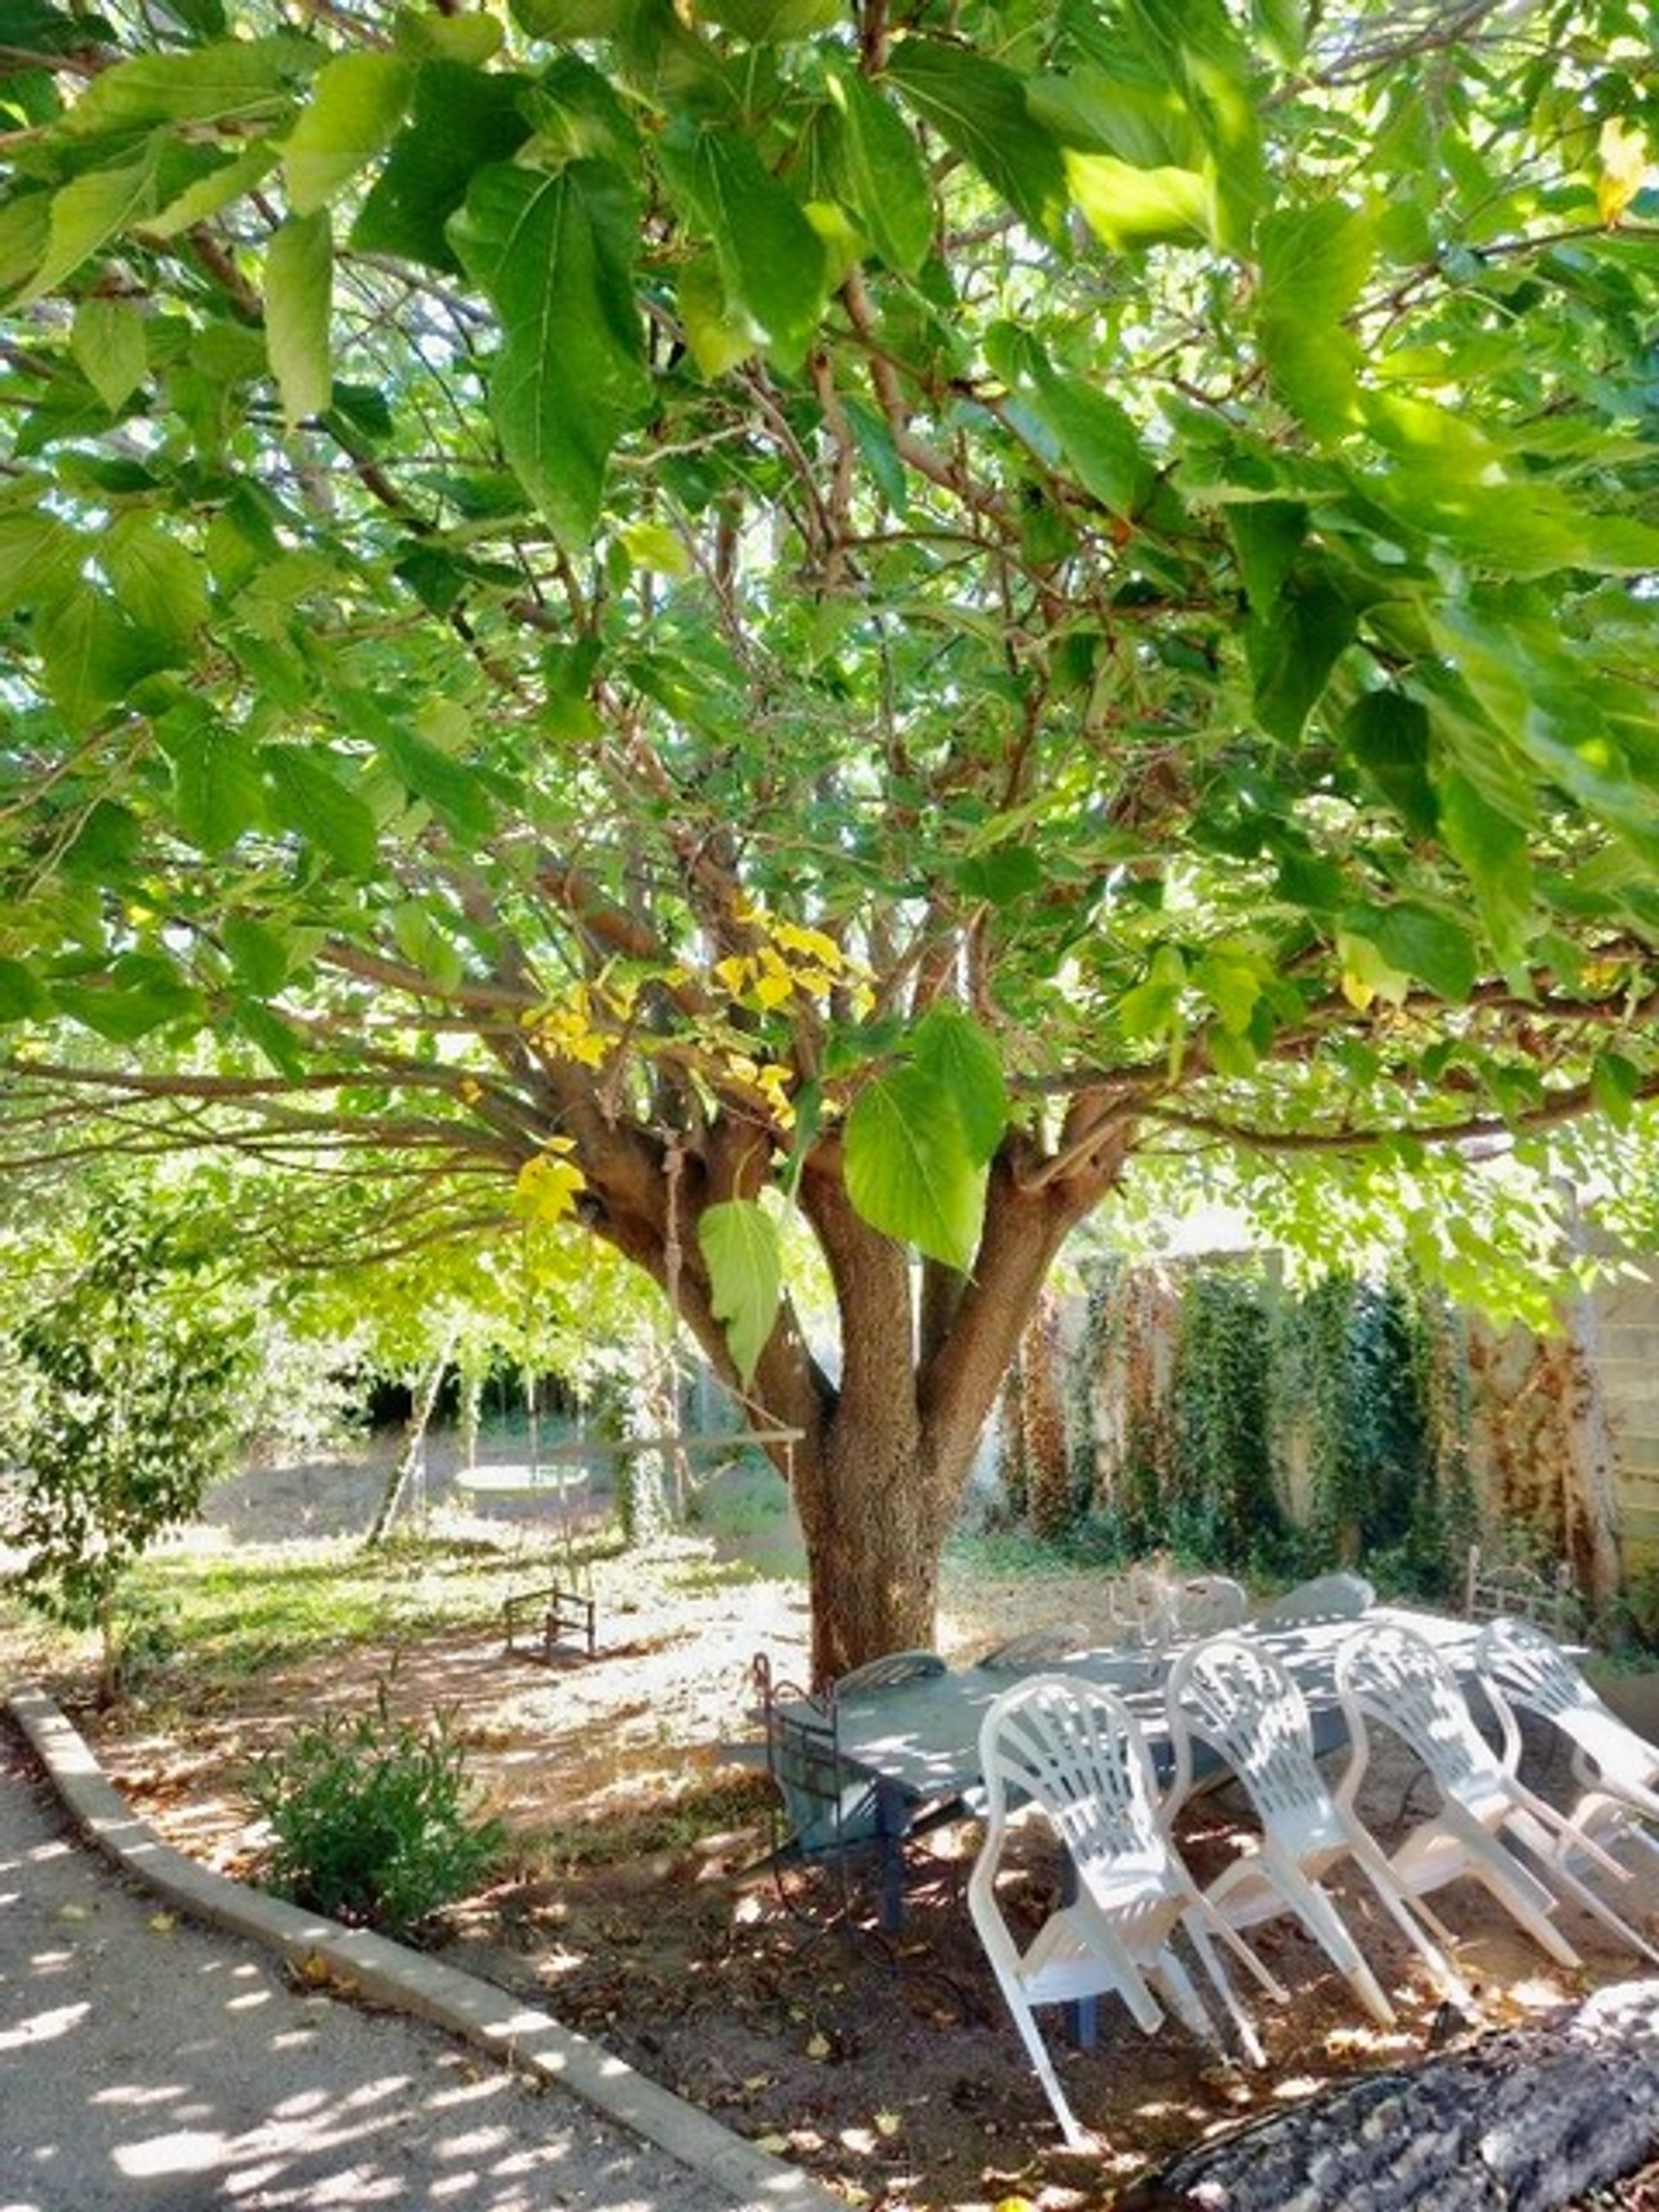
753 2133 790 2155
804 2030 832 2059
1598 118 1650 224
715 955 754 996
753 969 795 1009
147 1912 175 1934
56 1902 90 1921
992 2198 1037 2212
512 1152 588 1225
874 2110 901 2137
772 919 842 969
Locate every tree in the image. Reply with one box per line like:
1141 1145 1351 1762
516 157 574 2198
1 0 1656 1675
0 1195 252 1699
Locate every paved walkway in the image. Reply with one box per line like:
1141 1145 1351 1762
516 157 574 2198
0 1716 817 2212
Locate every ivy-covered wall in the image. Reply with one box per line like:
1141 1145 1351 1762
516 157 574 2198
987 1243 1659 1627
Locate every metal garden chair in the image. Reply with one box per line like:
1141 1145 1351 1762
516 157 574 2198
1476 1616 1659 1865
969 1673 1281 2149
1165 1633 1472 2024
1334 1621 1659 1972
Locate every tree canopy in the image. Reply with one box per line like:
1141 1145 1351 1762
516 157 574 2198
3 0 1657 1665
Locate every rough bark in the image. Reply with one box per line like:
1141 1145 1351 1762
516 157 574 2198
1134 1980 1659 2212
1021 1290 1071 1541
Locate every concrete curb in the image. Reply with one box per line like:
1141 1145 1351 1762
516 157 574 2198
7 1683 843 2212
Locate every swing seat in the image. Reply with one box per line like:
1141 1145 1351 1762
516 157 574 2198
504 1582 597 1663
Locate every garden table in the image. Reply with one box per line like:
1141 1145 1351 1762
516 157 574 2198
780 1605 1493 1930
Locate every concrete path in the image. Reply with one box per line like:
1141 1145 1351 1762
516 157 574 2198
0 1706 830 2212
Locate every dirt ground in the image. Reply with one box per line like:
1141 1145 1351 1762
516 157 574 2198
22 1450 1659 2212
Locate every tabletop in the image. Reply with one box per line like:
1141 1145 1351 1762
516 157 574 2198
806 1605 1489 1809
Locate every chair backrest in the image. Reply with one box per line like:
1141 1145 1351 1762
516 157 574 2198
1474 1615 1596 1726
1255 1573 1376 1630
1166 1633 1331 1826
1173 1576 1249 1636
753 1651 875 1857
833 1648 945 1694
1465 1542 1577 1636
978 1623 1090 1671
978 1674 1171 1885
1336 1622 1497 1792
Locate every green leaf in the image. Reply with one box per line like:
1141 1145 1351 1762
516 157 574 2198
35 588 168 728
260 745 378 874
887 41 1067 241
658 119 825 362
101 512 210 646
1342 690 1437 839
1227 501 1304 613
24 137 162 302
71 298 148 410
351 61 531 271
0 510 79 614
1257 201 1372 438
1027 372 1158 518
1065 150 1211 250
1591 1050 1639 1129
0 191 51 298
63 34 315 135
697 1198 782 1387
376 721 495 842
1371 904 1478 1002
53 974 201 1042
265 209 333 425
146 141 280 238
1435 768 1531 969
1248 578 1356 742
825 66 931 276
222 914 292 993
844 1065 983 1272
448 160 649 550
156 702 266 852
282 51 412 217
911 1007 1007 1166
0 956 50 1023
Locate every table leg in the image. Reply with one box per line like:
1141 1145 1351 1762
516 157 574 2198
875 1778 906 1932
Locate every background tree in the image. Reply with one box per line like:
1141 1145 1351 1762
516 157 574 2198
1 0 1657 1673
0 1194 252 1699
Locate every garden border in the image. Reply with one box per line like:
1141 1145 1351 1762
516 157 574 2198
5 1682 842 2212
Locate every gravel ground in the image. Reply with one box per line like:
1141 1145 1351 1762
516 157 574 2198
0 1725 765 2212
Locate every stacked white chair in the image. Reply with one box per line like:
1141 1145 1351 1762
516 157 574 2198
969 1674 1281 2148
1254 1572 1375 1630
1334 1622 1659 1970
1476 1616 1659 1863
1166 1634 1471 2023
978 1623 1091 1672
1173 1575 1249 1636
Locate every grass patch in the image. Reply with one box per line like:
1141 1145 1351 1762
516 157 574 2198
119 1532 622 1689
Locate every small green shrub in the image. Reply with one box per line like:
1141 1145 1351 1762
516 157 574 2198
246 1685 505 1938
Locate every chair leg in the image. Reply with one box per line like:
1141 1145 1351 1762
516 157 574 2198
1148 1941 1222 2055
1264 1853 1395 2028
1183 1912 1268 2069
1344 1831 1478 2012
1459 1842 1581 1968
989 1969 1091 2151
1521 1833 1659 1967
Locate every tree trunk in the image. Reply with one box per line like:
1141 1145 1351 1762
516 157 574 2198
802 1420 954 1681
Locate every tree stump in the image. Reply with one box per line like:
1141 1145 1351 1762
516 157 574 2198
1128 1980 1659 2212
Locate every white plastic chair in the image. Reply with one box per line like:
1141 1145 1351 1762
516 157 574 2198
978 1623 1091 1671
1476 1617 1659 1864
1255 1573 1376 1630
1334 1622 1659 1971
1173 1576 1249 1636
1166 1635 1472 2023
969 1674 1282 2148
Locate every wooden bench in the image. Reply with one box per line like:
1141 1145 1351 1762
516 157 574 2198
503 1583 597 1664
